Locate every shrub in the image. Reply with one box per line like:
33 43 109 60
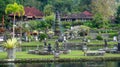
62 21 71 29
47 31 54 35
72 21 83 26
96 35 103 40
109 33 118 38
53 36 59 39
86 36 92 39
47 31 54 39
38 33 48 41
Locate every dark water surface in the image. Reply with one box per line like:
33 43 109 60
21 45 112 51
0 61 120 67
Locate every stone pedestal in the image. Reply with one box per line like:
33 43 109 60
54 52 60 58
7 48 16 59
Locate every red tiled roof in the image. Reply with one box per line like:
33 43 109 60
61 11 93 19
24 7 43 18
9 6 44 18
83 11 92 16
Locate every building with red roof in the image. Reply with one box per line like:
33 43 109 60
9 6 44 21
61 11 93 22
24 7 43 19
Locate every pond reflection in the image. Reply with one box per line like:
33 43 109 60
21 45 112 51
0 61 120 67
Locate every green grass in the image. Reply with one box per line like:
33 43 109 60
68 39 82 43
88 40 117 45
21 41 41 47
0 50 120 60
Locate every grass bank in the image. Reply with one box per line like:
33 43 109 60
0 50 120 63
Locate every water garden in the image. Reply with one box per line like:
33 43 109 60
1 1 120 67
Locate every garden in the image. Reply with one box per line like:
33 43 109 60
0 1 120 67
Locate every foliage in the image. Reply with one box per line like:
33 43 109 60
17 0 41 9
2 0 120 32
115 6 120 23
29 20 40 30
47 31 54 35
86 36 92 39
22 23 32 33
40 20 49 31
4 32 12 40
43 4 54 16
91 0 116 21
62 21 71 29
27 20 49 31
47 30 54 39
79 25 90 36
83 21 93 28
38 33 48 41
44 14 55 28
109 33 118 38
96 35 103 40
0 0 14 21
72 20 83 26
92 13 104 28
5 2 25 38
91 0 116 28
3 38 18 49
5 2 25 16
53 36 59 39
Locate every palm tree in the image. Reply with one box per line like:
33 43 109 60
5 2 25 38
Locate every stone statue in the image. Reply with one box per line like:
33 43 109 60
48 43 52 52
55 40 59 52
43 38 47 47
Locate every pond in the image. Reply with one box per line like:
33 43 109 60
0 61 120 67
0 45 115 52
21 45 114 51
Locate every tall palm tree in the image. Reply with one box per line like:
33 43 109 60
5 2 25 38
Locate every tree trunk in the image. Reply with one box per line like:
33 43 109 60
13 14 16 38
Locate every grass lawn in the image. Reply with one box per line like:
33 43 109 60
0 50 120 60
89 40 117 45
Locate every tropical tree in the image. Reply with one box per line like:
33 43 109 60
43 4 54 16
115 6 120 23
5 2 25 38
91 0 116 29
44 14 55 28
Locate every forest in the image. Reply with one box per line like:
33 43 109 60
0 0 120 28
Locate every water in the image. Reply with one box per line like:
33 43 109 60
0 46 4 52
0 61 120 67
21 45 113 51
